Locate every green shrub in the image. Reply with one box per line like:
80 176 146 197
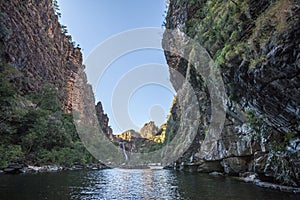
0 63 96 167
0 145 24 168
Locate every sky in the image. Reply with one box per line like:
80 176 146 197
58 0 175 133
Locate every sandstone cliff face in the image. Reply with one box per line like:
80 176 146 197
0 0 112 167
140 121 159 138
116 121 166 143
116 129 140 141
0 0 109 130
164 0 299 186
0 0 81 113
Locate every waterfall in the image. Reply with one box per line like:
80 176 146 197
122 142 128 161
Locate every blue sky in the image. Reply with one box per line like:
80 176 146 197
58 0 175 133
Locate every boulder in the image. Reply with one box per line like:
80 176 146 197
209 171 224 176
3 163 24 174
221 157 250 175
19 167 36 173
39 165 62 172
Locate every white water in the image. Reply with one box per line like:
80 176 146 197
122 142 128 160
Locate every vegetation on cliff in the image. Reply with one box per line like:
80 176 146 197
164 0 299 186
0 0 99 169
0 62 96 168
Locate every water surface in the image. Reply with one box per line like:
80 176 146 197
0 169 299 199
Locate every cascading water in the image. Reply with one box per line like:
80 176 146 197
122 142 128 160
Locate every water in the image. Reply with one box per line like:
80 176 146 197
0 169 299 200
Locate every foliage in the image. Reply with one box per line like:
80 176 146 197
163 0 299 186
52 0 61 18
164 117 178 145
36 143 96 167
28 83 61 112
0 64 23 142
0 63 97 168
61 25 68 34
246 110 268 141
0 145 24 168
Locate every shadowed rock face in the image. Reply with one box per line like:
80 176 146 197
164 0 299 186
95 102 113 139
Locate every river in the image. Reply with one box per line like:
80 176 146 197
0 169 299 200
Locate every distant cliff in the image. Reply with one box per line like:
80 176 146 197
95 101 113 139
0 0 107 170
163 0 299 187
140 121 159 138
116 121 166 142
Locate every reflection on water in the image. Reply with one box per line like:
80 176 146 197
72 169 180 199
0 169 299 200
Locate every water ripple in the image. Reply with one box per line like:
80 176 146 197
70 169 182 200
0 169 298 200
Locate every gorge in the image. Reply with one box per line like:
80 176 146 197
0 0 299 198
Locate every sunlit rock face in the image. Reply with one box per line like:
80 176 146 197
0 0 84 113
164 0 299 186
140 121 159 139
116 130 141 141
115 121 163 142
0 0 113 136
0 0 115 167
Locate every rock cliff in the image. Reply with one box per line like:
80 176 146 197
116 129 141 141
0 0 82 113
140 121 159 138
95 101 113 140
0 0 108 168
112 122 166 154
163 0 299 186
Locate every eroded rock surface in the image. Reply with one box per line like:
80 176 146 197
163 0 300 187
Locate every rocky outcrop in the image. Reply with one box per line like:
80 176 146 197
95 102 109 130
163 0 300 187
109 121 167 158
116 121 164 142
140 121 159 138
95 101 113 140
116 129 141 141
2 163 108 174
